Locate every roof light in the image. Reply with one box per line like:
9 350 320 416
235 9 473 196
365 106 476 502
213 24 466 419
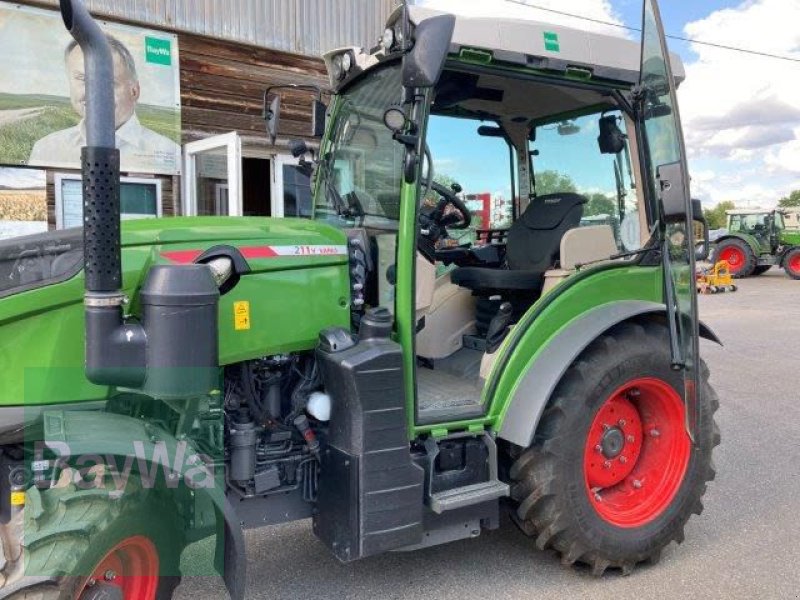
332 54 345 81
382 27 395 51
341 52 353 74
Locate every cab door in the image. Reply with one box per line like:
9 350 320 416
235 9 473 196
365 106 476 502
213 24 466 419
638 0 700 438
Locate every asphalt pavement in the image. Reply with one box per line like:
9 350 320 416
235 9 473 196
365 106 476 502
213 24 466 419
177 267 800 600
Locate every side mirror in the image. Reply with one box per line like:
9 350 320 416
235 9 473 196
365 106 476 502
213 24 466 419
402 14 456 89
656 161 688 223
692 198 710 261
265 94 281 145
312 99 327 138
289 139 309 159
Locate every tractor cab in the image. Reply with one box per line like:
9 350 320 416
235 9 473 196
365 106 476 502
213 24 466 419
308 4 697 426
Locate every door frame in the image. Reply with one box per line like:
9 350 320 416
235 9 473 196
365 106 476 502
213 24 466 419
183 132 242 216
271 154 302 218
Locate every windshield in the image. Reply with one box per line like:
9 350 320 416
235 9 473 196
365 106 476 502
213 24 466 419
315 64 405 231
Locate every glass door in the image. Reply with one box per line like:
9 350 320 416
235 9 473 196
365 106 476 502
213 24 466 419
639 0 700 438
183 132 242 216
272 155 313 218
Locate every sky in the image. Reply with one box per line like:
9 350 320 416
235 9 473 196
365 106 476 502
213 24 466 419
417 0 800 209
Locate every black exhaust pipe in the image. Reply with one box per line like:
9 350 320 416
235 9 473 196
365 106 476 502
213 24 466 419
61 0 145 387
61 0 219 394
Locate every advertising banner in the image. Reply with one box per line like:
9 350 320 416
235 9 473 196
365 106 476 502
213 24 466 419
0 3 181 175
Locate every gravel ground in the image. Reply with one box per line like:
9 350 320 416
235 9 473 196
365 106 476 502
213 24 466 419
177 267 800 600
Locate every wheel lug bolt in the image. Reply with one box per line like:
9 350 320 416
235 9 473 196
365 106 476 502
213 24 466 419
104 570 116 581
603 424 611 431
619 456 628 464
594 493 602 502
627 435 635 443
87 579 97 587
650 429 661 437
628 388 641 398
632 480 643 489
603 461 612 469
618 419 626 427
595 444 603 452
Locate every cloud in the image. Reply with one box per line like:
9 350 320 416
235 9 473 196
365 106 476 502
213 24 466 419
415 0 628 37
0 168 45 190
678 0 800 205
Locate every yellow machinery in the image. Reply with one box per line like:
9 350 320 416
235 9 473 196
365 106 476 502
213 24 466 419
697 261 738 294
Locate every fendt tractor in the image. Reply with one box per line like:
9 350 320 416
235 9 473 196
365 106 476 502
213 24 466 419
712 208 800 279
0 1 721 598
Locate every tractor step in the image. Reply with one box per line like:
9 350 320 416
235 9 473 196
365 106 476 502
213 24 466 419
424 432 509 514
429 480 509 514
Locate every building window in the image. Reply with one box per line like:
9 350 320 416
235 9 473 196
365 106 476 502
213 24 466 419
55 174 163 229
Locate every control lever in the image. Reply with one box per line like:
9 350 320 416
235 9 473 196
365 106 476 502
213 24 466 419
486 302 513 354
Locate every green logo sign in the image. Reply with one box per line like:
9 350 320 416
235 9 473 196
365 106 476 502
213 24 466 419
145 37 172 66
544 31 560 53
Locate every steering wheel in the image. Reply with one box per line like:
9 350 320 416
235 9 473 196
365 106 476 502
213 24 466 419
428 181 472 230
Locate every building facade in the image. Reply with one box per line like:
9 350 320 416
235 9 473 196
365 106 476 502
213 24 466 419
0 0 396 232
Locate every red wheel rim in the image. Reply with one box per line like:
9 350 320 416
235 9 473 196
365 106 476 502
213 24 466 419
584 378 691 528
718 246 745 273
788 254 800 275
78 536 160 600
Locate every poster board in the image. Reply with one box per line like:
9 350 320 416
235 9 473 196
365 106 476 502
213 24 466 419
0 3 181 175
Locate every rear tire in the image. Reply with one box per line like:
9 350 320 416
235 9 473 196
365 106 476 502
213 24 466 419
509 322 720 575
3 476 183 599
783 248 800 280
714 239 756 278
752 266 771 276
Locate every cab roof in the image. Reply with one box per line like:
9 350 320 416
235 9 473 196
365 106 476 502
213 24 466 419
407 6 686 86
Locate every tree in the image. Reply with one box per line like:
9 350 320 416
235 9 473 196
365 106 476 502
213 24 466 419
424 172 458 203
535 170 577 196
584 193 617 218
779 190 800 208
703 200 735 230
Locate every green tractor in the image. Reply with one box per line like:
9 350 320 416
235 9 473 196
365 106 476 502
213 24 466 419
0 1 721 598
712 209 800 279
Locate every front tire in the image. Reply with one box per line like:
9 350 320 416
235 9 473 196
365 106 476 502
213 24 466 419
783 248 800 280
3 476 183 599
509 322 720 575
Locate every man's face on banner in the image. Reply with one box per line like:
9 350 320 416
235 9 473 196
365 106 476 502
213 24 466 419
66 45 141 130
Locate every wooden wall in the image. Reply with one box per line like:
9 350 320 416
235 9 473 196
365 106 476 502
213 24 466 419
178 33 329 148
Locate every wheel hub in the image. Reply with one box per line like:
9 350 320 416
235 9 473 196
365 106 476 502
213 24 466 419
583 378 692 528
600 427 625 459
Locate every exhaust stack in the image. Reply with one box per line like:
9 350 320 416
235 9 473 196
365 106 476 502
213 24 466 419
61 0 219 394
61 0 147 387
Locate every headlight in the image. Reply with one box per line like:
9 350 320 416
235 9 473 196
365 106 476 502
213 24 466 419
382 27 395 51
332 54 345 81
394 21 405 47
341 52 353 74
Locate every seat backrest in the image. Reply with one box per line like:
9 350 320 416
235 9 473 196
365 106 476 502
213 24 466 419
506 193 587 271
560 225 618 270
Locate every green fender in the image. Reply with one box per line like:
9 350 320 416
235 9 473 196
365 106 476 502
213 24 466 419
486 265 720 448
39 409 245 600
714 233 762 256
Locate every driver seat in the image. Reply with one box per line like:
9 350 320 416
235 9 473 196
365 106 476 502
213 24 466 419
451 193 587 296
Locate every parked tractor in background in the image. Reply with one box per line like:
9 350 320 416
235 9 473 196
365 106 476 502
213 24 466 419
0 1 720 599
712 209 800 279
